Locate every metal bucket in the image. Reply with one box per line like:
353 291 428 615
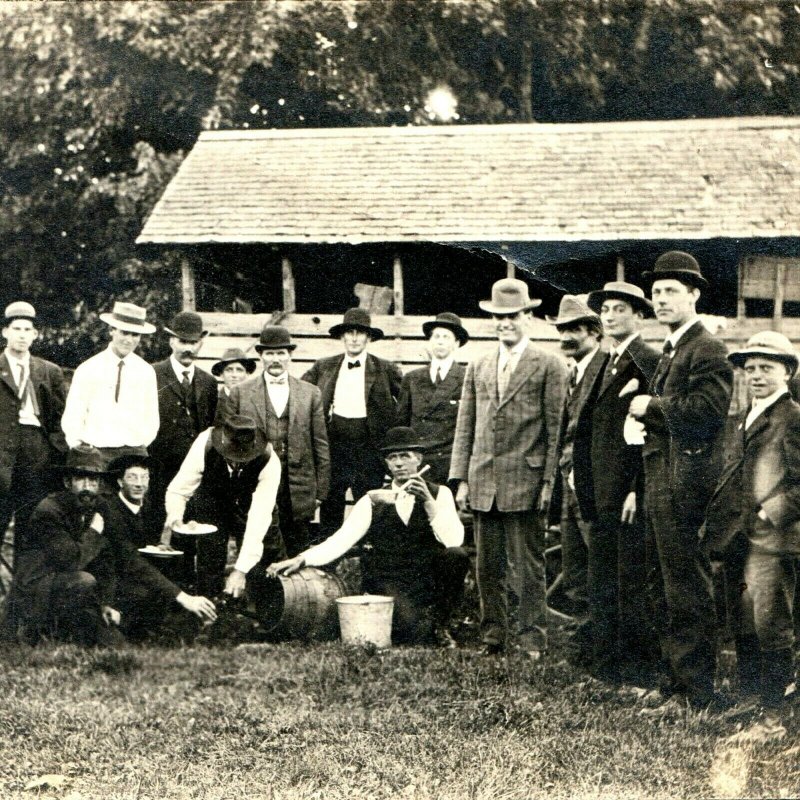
336 594 394 648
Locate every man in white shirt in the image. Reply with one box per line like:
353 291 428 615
61 301 159 466
268 427 468 646
395 312 469 484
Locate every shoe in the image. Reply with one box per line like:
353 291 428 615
435 627 458 650
482 642 504 656
725 711 787 745
719 695 761 724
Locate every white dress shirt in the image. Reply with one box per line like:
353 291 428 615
164 428 282 574
429 356 454 384
62 345 159 449
5 351 40 426
331 354 367 418
573 345 600 385
118 492 141 515
302 481 463 567
745 387 789 430
609 332 640 363
264 371 289 418
170 356 195 384
665 317 699 351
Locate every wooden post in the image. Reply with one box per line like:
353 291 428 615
506 261 516 279
774 261 786 332
736 258 746 320
281 256 296 313
393 254 404 317
616 256 625 282
181 258 196 311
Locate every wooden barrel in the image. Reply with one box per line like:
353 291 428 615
254 567 346 640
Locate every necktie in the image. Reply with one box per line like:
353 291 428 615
115 360 124 402
348 360 361 370
498 358 512 400
435 367 443 385
267 375 287 385
17 362 40 415
651 341 673 395
601 350 619 389
17 363 25 400
567 364 579 398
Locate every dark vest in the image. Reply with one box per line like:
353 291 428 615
265 385 290 464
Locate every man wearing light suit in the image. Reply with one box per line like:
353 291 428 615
450 278 567 658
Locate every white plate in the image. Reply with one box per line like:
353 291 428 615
171 522 218 535
138 546 184 557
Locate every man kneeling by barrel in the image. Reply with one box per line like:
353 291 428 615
267 427 468 646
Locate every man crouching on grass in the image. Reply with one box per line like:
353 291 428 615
267 427 469 647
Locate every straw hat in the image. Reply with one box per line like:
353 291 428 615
586 281 654 317
728 331 799 376
99 301 156 334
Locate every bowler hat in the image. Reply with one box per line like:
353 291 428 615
60 444 108 477
546 295 602 329
421 312 469 346
107 449 151 475
642 251 709 289
164 311 207 342
210 415 268 463
99 301 156 334
479 278 542 314
254 325 296 353
4 301 36 323
379 426 426 454
587 281 654 317
728 331 799 376
329 308 384 341
211 347 259 376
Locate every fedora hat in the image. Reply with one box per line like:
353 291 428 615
587 281 654 317
421 312 469 346
210 415 268 463
254 325 296 353
211 347 259 376
164 311 207 342
329 308 384 341
642 251 708 290
479 278 542 314
546 295 601 328
728 331 799 376
4 301 36 323
107 449 152 475
59 444 108 477
379 426 426 454
99 301 156 335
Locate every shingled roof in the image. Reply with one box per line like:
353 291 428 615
137 117 800 245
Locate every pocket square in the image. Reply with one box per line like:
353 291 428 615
618 378 640 398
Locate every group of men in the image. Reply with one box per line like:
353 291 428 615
1 250 799 735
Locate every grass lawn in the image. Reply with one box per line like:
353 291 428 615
1 631 799 800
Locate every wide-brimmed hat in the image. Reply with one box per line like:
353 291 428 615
107 448 151 475
59 444 108 477
4 301 36 323
164 311 207 342
642 251 709 290
587 281 654 317
728 331 799 376
546 295 601 329
254 325 297 353
211 347 259 376
380 426 426 454
99 301 156 334
421 312 469 346
479 278 542 314
210 415 268 463
329 308 384 341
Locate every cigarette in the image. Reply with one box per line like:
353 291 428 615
399 464 430 492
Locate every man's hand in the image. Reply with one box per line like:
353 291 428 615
266 556 306 578
628 394 652 419
367 489 397 507
403 476 435 504
176 592 217 622
621 491 637 525
224 569 247 599
537 481 552 514
90 512 104 534
455 481 470 513
102 606 121 627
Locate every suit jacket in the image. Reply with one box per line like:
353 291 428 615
449 343 567 513
590 335 660 515
0 352 66 492
151 359 218 473
703 393 800 556
301 352 403 447
228 374 330 520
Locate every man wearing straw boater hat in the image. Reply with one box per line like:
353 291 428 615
160 414 285 599
450 278 567 659
628 251 733 712
302 308 402 535
61 300 159 467
267 426 468 646
703 332 800 740
227 325 330 557
395 312 469 485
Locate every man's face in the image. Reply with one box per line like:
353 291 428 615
169 336 203 366
651 279 699 329
385 449 424 483
222 362 249 389
743 356 791 400
600 300 642 342
558 323 597 361
261 348 291 377
341 329 369 358
428 327 459 360
65 474 101 509
492 311 529 347
2 319 38 357
109 327 142 359
117 466 149 505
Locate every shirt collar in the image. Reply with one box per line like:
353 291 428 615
4 350 30 369
170 356 194 382
344 354 365 368
264 370 289 385
430 355 454 375
118 492 141 515
573 346 600 383
611 332 640 358
666 317 699 350
499 337 529 358
751 387 789 412
106 345 135 364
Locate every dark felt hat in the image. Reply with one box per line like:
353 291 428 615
211 347 259 376
642 251 708 289
379 426 426 454
60 444 108 477
254 325 296 353
210 414 268 463
421 312 469 346
107 448 151 475
329 308 384 341
586 281 654 317
164 311 208 342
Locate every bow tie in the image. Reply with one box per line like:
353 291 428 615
347 361 362 370
267 375 287 385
